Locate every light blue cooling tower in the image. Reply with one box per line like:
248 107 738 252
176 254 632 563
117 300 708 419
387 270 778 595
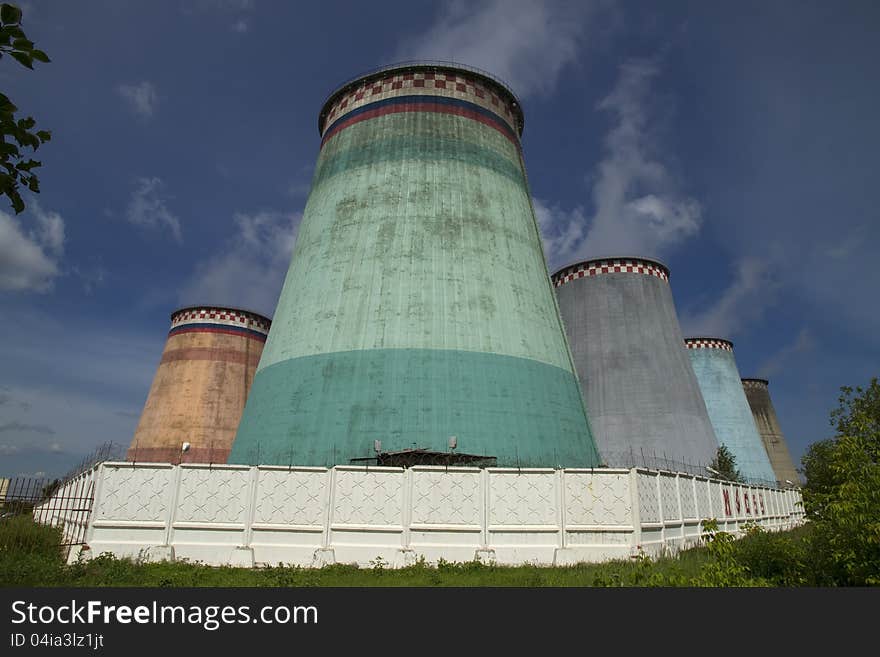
685 338 776 484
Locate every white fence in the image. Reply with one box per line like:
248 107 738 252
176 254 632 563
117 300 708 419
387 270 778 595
55 462 804 567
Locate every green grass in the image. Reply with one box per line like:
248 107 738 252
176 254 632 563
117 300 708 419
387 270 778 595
0 515 817 587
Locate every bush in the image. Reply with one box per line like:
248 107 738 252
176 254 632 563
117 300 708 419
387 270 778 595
731 523 808 586
801 377 880 586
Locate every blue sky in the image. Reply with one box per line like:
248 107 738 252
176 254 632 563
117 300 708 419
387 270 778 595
1 0 877 478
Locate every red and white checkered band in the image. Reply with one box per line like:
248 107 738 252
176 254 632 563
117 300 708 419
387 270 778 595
170 307 271 335
684 338 733 352
551 259 670 288
322 71 520 137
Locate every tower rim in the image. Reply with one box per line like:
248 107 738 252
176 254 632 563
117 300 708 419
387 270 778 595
170 305 273 325
684 336 735 350
317 60 525 136
742 378 770 386
551 255 670 280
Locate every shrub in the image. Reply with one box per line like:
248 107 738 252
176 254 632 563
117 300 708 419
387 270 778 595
801 377 880 585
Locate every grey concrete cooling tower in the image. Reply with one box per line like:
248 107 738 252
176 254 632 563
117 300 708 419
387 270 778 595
552 257 719 472
742 378 801 486
685 338 777 485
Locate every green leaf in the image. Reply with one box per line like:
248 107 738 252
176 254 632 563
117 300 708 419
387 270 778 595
1 4 22 26
10 50 31 69
31 48 49 63
36 129 50 142
16 116 34 130
10 189 24 213
15 158 40 171
11 37 32 50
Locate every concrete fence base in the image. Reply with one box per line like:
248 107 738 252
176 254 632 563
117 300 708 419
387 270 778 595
38 462 804 568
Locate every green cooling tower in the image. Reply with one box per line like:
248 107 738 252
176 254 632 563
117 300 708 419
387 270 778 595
229 63 600 468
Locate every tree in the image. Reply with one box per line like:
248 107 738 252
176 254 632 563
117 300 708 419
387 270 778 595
0 2 51 214
801 376 880 585
709 444 743 482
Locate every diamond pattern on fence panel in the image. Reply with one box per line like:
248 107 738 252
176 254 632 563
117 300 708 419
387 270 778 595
96 466 173 523
565 472 631 526
410 470 481 526
333 470 404 526
176 468 250 524
711 482 726 518
489 472 556 526
253 469 327 526
660 475 680 521
637 473 660 523
679 478 697 519
695 480 710 519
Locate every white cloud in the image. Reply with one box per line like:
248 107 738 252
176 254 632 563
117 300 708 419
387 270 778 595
31 203 65 256
757 328 818 379
0 203 65 293
533 198 587 271
536 57 702 268
118 81 159 118
577 58 701 259
397 0 598 98
125 177 183 243
680 257 781 339
232 19 249 33
179 210 301 316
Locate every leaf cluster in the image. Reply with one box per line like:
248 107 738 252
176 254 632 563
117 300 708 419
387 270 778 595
802 377 880 585
0 3 51 214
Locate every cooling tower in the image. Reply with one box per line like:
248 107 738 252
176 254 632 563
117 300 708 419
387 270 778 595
684 339 776 484
128 306 271 463
742 378 800 486
230 63 600 468
552 257 719 471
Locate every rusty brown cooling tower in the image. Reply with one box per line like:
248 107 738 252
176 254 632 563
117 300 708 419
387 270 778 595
742 378 801 486
127 306 271 463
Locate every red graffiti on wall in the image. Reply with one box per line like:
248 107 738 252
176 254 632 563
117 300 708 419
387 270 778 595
759 494 765 514
735 490 741 514
722 489 731 516
744 492 751 514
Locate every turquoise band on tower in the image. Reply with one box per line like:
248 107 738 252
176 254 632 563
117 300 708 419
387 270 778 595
232 348 598 467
